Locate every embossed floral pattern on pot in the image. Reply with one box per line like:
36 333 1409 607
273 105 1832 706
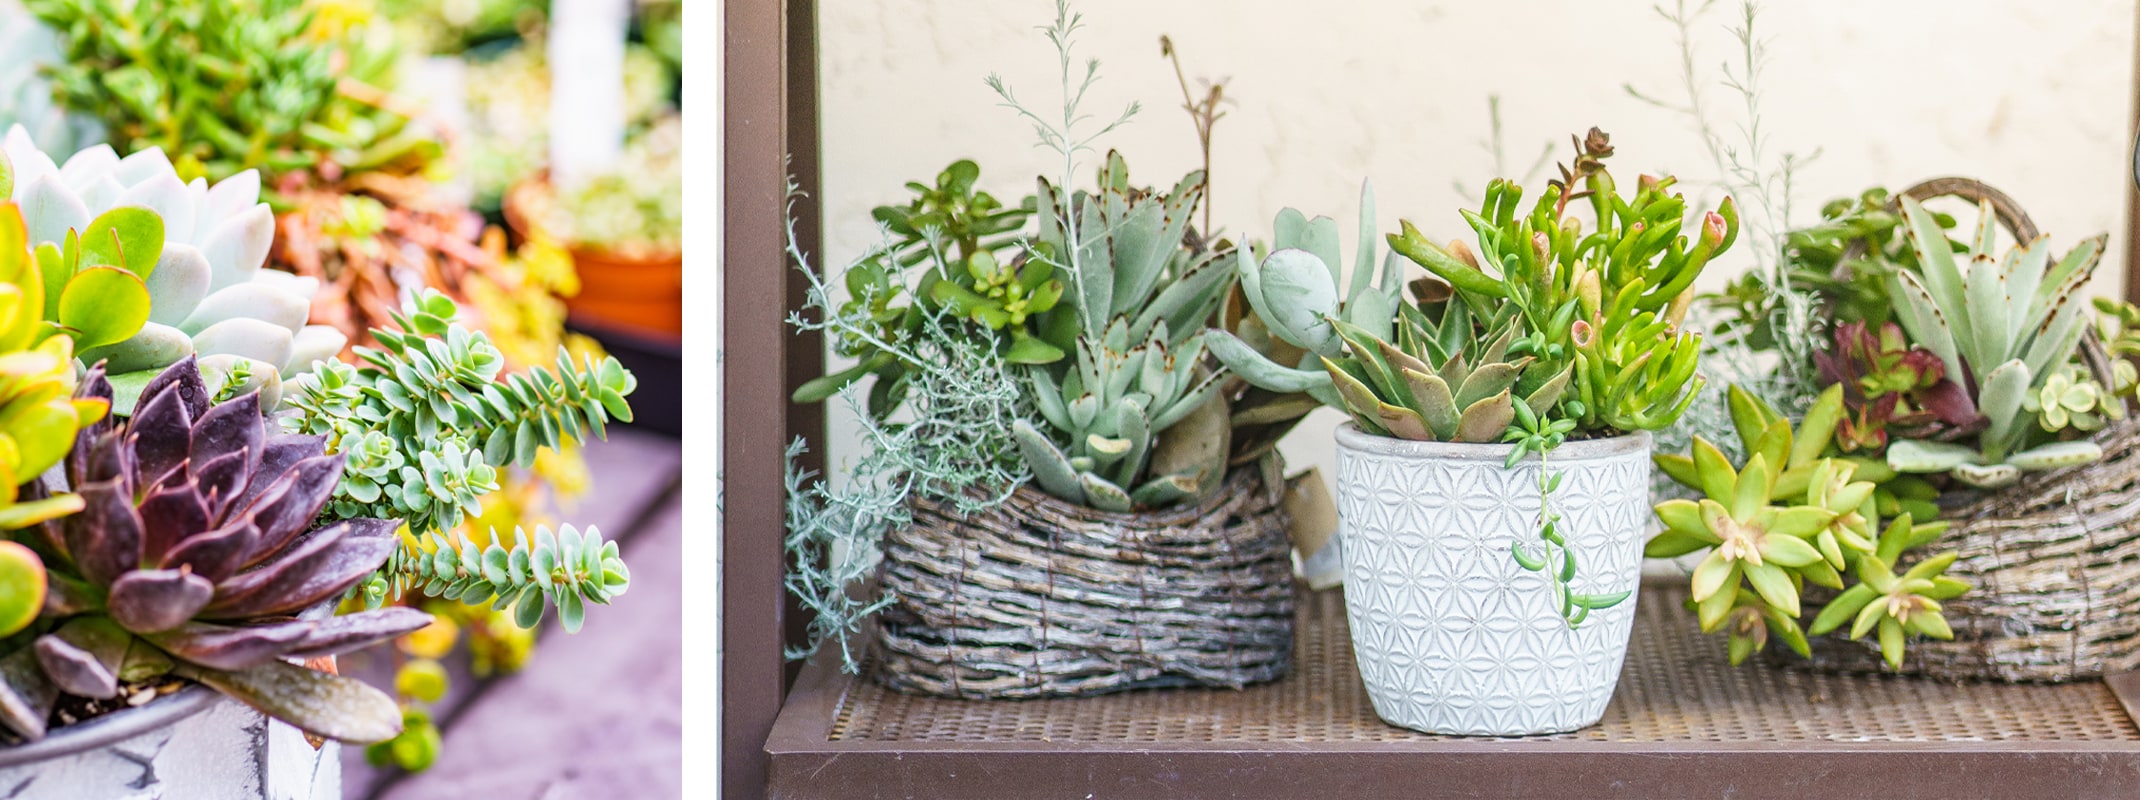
1334 423 1650 736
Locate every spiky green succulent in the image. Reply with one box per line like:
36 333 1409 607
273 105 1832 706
1319 311 1569 446
1009 152 1234 512
1650 383 1967 668
1881 196 2108 488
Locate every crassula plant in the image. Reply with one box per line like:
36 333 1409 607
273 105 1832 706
283 290 635 628
0 359 430 743
0 126 346 412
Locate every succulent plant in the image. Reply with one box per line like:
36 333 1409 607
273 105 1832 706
1008 152 1235 512
872 159 1032 269
284 291 634 538
1814 321 1981 453
279 290 636 629
1388 129 1734 435
1805 528 1968 671
1651 383 1966 668
1319 309 1569 446
1881 196 2108 488
791 160 1062 419
26 0 437 183
2023 364 2119 434
0 126 347 411
1205 180 1407 460
0 358 430 743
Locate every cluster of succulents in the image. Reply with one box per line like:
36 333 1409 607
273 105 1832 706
791 159 1048 418
1813 321 1981 453
0 359 430 742
283 290 635 536
1650 385 1967 668
1 126 347 412
25 0 436 182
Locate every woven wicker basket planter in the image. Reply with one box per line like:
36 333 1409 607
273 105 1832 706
1781 178 2139 683
1793 420 2140 682
875 466 1297 699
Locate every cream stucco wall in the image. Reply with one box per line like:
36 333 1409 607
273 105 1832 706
816 0 2138 486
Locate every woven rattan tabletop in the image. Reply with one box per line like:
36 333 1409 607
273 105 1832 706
769 583 2140 799
828 583 2138 744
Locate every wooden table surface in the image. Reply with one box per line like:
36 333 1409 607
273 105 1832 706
339 425 684 799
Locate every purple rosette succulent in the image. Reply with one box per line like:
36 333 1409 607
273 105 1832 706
0 356 429 743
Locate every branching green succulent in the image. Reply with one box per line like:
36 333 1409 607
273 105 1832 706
1651 384 1967 668
1881 196 2107 488
791 160 1063 420
1388 129 1735 435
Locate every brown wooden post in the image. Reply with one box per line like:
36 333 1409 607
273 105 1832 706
2125 0 2140 305
723 0 822 797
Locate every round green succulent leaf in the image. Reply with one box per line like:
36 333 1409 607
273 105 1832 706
57 264 152 349
80 205 165 277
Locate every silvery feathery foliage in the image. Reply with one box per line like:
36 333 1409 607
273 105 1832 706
781 189 1034 669
1627 0 1823 486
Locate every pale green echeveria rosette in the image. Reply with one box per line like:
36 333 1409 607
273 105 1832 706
0 125 347 413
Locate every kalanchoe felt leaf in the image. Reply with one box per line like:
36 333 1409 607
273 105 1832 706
0 358 429 744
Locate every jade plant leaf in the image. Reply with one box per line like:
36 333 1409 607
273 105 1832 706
79 206 165 277
57 264 151 349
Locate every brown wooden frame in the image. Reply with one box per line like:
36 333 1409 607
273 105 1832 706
723 1 822 798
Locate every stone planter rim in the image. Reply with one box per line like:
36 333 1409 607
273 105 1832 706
0 685 219 768
1332 422 1651 462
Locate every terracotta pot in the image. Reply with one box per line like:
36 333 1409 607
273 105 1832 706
503 179 683 343
562 244 683 341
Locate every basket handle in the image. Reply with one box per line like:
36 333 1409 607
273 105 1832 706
1836 178 2120 395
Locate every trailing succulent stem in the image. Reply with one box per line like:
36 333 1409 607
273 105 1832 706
361 525 629 634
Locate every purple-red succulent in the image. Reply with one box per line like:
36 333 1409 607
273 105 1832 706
1815 322 1982 453
0 357 428 743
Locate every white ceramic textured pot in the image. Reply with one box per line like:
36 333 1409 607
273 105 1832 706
0 687 339 799
1334 423 1651 736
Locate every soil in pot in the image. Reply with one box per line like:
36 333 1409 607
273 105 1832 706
1333 424 1652 736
